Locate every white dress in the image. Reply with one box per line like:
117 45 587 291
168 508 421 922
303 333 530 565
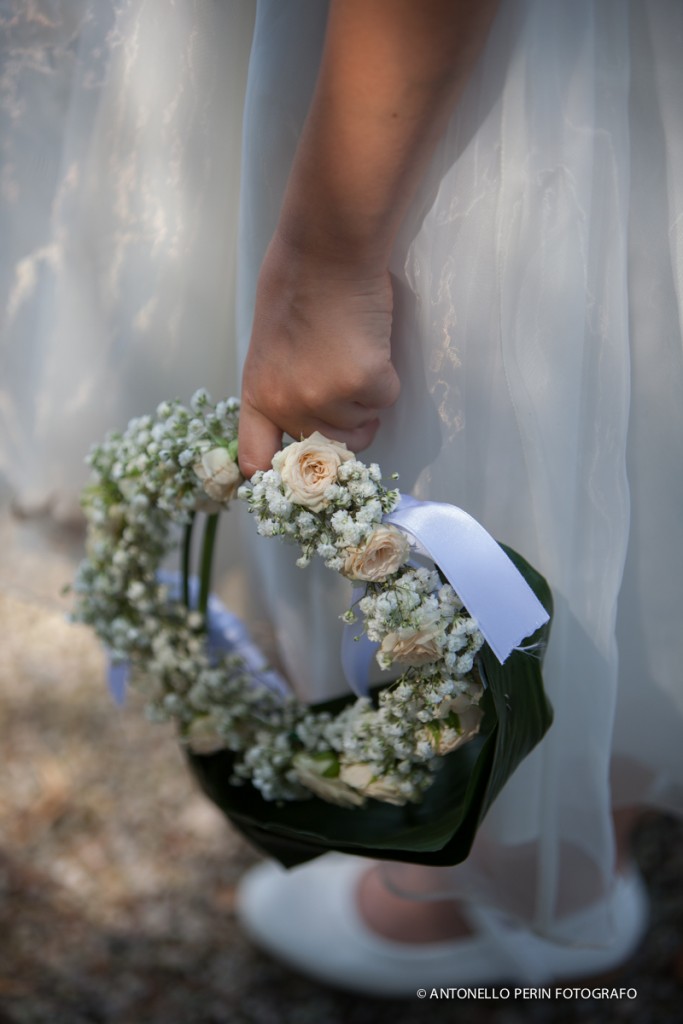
236 0 683 939
2 0 682 942
0 0 254 517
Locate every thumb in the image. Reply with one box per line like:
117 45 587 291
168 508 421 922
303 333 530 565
237 400 283 479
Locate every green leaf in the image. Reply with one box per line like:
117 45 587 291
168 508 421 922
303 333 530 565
187 543 553 868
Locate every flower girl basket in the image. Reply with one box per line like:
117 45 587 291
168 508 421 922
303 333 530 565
72 392 552 868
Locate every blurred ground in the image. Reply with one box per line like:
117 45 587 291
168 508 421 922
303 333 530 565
0 498 681 1024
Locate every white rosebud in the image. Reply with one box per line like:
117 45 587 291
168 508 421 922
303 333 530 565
342 524 410 582
193 447 242 504
273 432 354 512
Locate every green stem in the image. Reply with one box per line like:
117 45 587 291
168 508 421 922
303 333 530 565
182 513 196 610
198 513 219 620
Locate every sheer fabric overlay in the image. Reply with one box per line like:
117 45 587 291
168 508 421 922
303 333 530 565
2 0 681 948
0 0 254 517
237 0 683 942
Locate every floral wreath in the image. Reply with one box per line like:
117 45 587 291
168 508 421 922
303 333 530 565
72 391 553 865
73 389 491 805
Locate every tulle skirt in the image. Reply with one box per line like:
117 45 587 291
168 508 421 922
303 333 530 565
236 0 683 938
0 0 254 517
2 0 682 942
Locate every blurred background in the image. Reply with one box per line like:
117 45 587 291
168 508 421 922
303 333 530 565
1 478 681 1024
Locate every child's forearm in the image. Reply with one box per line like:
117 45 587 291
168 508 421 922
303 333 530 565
275 0 499 271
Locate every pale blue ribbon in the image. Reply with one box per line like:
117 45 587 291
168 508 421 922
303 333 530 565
341 494 550 696
107 658 130 706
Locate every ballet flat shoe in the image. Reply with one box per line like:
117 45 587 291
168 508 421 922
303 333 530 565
236 853 648 997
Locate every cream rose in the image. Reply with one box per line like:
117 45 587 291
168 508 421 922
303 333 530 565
340 763 409 806
293 752 366 808
342 524 410 582
438 685 484 718
379 618 443 667
193 447 242 504
273 432 354 512
421 705 484 756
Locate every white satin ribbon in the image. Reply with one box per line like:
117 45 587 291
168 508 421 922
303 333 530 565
342 495 550 696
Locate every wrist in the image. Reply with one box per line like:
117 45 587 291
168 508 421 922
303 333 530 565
274 190 395 276
267 221 391 286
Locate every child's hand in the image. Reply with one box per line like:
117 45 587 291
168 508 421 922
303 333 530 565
238 236 400 477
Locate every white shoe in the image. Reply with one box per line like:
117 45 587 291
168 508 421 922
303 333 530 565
236 853 648 997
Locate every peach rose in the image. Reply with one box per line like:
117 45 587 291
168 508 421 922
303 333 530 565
273 432 354 512
342 524 410 582
193 447 242 504
379 619 443 667
421 705 483 756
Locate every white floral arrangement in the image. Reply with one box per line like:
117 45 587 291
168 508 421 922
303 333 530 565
72 390 486 809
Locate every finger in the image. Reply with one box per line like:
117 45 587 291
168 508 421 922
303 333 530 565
300 399 381 433
297 368 400 431
305 416 381 454
237 400 283 478
345 360 401 411
277 403 380 445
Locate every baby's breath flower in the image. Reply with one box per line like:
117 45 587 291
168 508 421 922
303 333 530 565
73 404 485 808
